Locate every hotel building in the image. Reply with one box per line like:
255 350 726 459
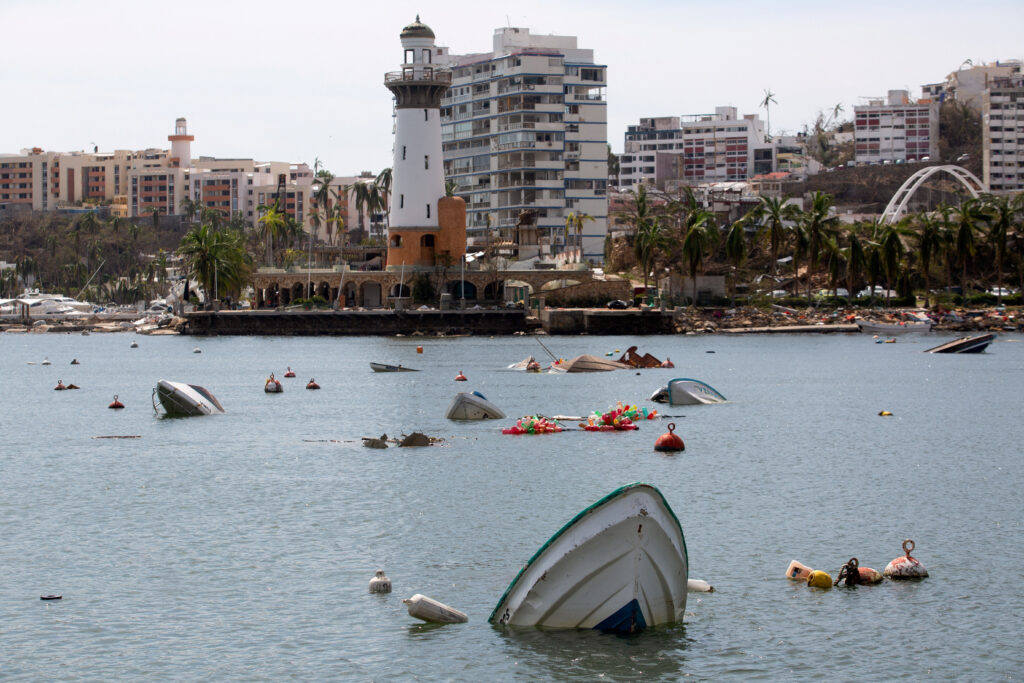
853 90 939 164
436 27 609 262
983 74 1024 193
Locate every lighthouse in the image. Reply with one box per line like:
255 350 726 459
168 117 193 169
384 17 465 268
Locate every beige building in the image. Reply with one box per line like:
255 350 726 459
854 90 939 164
983 74 1024 193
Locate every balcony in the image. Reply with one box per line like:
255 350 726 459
384 69 452 85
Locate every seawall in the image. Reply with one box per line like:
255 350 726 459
184 310 529 336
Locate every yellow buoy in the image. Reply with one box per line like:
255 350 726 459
878 410 892 417
806 570 832 588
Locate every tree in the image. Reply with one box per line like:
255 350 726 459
607 144 620 187
724 217 749 297
844 229 867 301
980 193 1016 303
912 212 944 307
376 167 392 235
570 212 594 262
180 197 202 225
150 208 161 233
953 197 984 295
798 191 839 300
680 208 718 305
633 217 668 291
177 223 250 307
760 89 777 140
878 219 910 306
258 203 287 267
753 196 797 276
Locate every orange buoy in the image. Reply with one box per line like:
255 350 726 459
265 373 283 393
454 371 467 381
54 380 66 391
416 346 423 354
108 395 125 409
284 366 296 378
306 378 320 390
654 423 685 452
884 539 928 579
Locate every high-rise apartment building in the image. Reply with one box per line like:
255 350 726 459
437 27 608 262
620 107 774 189
983 74 1024 193
853 90 938 164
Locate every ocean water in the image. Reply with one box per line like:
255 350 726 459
1 330 1022 681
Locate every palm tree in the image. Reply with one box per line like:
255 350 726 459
177 223 250 307
844 229 867 300
753 196 797 277
150 208 161 233
681 208 718 305
633 216 668 291
571 212 594 262
864 238 883 305
953 197 984 296
878 220 909 306
258 203 287 267
180 197 202 225
760 89 777 140
201 206 224 232
724 218 749 298
375 168 392 235
799 191 839 300
980 193 1016 303
607 144 620 187
912 212 945 307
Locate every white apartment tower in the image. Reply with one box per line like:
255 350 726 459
385 16 450 231
438 27 608 262
983 74 1024 193
853 90 938 165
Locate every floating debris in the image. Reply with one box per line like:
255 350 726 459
403 594 467 624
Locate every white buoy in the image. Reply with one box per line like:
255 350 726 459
42 358 51 365
884 539 929 579
687 579 714 593
402 594 468 624
193 347 201 354
369 570 392 593
130 341 138 348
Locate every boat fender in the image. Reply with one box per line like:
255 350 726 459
306 378 320 390
403 594 468 624
883 539 928 579
878 410 892 417
109 395 125 410
454 371 467 381
806 570 832 588
687 579 714 593
858 567 884 584
369 570 392 593
786 560 813 581
654 423 685 452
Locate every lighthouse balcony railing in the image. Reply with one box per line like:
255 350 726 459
384 69 452 85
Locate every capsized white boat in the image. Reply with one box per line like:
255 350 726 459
549 354 629 373
924 332 996 354
445 391 506 420
856 311 934 335
490 482 688 634
650 378 726 405
154 379 225 416
370 362 418 372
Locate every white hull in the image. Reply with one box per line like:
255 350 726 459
651 378 726 405
156 380 224 416
370 362 418 372
490 483 688 633
445 392 506 420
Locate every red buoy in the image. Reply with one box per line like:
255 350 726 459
454 371 467 381
884 539 929 579
306 378 320 390
654 423 685 452
284 366 296 378
108 395 125 409
54 380 67 391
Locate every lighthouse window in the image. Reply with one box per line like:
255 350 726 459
424 109 428 121
402 146 406 160
423 49 431 64
424 155 429 170
405 49 414 64
426 204 430 218
400 194 404 208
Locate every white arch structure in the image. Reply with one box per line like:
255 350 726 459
880 165 986 224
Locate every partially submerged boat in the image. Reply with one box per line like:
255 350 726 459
507 355 545 372
154 379 225 416
370 362 418 372
856 311 934 335
490 482 688 633
925 333 996 354
650 378 727 405
445 391 506 420
549 354 629 373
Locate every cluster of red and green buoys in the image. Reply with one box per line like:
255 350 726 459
501 416 563 435
583 402 658 431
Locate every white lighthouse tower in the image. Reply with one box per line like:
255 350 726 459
386 17 448 229
168 117 193 169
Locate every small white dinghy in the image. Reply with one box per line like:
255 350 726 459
154 379 225 416
445 391 506 420
650 378 726 405
490 482 688 634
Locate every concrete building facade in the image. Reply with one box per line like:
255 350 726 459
983 74 1024 193
853 90 939 164
437 27 608 262
620 107 774 189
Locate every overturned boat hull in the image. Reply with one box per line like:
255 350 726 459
925 333 995 354
651 378 726 405
445 391 506 420
549 354 629 373
370 362 418 372
490 483 688 633
156 380 225 416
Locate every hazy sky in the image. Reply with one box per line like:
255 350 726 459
3 0 1021 174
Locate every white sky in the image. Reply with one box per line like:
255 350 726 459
3 0 1021 175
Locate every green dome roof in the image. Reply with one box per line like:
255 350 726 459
401 15 434 40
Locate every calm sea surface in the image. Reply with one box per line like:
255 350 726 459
1 329 1022 681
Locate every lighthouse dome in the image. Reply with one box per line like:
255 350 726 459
400 15 434 39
